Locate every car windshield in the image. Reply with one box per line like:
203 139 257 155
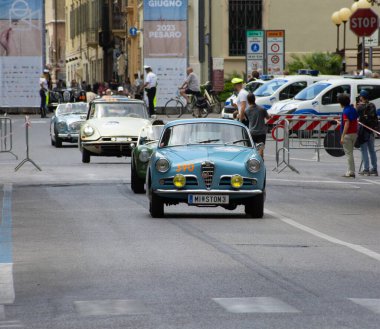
91 102 148 119
56 103 87 115
139 125 164 145
254 79 288 97
294 82 331 100
160 123 252 147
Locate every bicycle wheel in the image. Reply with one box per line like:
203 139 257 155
212 94 222 114
164 98 184 118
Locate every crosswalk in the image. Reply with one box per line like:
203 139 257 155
0 320 24 328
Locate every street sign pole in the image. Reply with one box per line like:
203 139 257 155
362 36 366 74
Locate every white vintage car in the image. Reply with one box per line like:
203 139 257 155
79 96 151 163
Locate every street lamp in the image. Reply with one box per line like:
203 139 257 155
331 11 342 53
351 2 359 12
339 7 351 53
357 0 372 8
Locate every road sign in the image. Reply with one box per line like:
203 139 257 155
129 27 138 36
246 30 264 74
350 8 379 37
266 30 285 75
365 30 379 47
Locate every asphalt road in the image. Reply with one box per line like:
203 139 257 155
0 114 380 329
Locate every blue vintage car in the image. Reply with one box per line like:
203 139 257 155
146 119 266 218
50 102 88 147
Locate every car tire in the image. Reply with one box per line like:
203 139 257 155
149 191 164 218
51 137 55 146
55 136 62 148
245 191 265 218
131 163 145 194
82 148 91 163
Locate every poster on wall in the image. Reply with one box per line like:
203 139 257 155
0 0 43 108
143 0 188 107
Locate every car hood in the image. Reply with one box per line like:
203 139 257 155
268 99 302 114
157 145 255 163
87 117 151 136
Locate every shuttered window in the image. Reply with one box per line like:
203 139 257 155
229 0 262 56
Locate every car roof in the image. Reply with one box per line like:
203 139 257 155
313 77 380 86
164 118 247 128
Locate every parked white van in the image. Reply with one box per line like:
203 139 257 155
253 74 337 110
268 78 380 116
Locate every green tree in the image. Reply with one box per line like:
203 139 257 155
286 52 343 75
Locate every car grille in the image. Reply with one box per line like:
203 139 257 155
201 161 214 188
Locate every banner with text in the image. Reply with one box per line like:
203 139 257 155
144 0 188 107
0 0 43 108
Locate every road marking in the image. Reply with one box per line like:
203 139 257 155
74 299 149 317
362 179 380 186
266 209 380 262
0 320 23 328
213 297 300 313
349 298 380 314
268 178 372 185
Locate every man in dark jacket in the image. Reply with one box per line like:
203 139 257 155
356 90 378 176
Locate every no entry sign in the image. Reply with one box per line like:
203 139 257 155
350 8 379 37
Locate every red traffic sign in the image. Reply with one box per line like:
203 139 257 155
350 8 379 37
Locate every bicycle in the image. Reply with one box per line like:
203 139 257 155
202 81 222 114
163 90 210 118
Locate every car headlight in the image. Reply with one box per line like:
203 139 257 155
138 149 150 163
246 158 261 173
173 174 186 188
230 174 243 189
56 121 67 131
83 125 94 137
155 158 170 173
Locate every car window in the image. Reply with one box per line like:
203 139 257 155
279 81 307 100
357 85 380 101
254 79 288 97
294 82 331 101
321 85 351 105
139 125 164 145
90 103 148 119
56 103 87 115
160 123 252 147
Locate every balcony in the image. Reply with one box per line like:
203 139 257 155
86 28 98 47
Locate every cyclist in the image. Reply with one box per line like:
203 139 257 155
179 67 202 105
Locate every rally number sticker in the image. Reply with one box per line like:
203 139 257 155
176 164 195 173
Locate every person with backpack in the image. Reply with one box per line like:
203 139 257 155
356 90 378 176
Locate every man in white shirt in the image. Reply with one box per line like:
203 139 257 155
180 67 202 103
143 65 157 116
360 63 373 78
231 77 249 125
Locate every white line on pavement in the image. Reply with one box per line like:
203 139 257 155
267 178 372 185
362 179 380 186
265 209 380 263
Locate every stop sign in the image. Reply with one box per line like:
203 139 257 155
350 8 379 37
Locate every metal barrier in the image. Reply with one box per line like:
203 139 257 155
271 115 344 173
0 117 18 159
358 122 380 172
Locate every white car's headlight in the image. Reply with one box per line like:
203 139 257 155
246 158 261 173
83 125 94 137
56 121 67 131
138 149 150 163
155 158 170 173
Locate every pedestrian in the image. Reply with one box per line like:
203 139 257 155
356 90 378 176
39 83 47 118
339 93 358 178
143 65 157 116
231 77 249 126
248 70 260 82
245 93 269 158
86 85 97 103
117 86 126 96
179 67 202 104
133 73 144 99
360 63 373 78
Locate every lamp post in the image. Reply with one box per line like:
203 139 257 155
331 11 342 53
339 7 352 73
357 0 372 9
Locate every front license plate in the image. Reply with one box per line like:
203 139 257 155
116 137 130 142
188 194 229 205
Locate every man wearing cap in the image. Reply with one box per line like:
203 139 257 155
117 86 126 96
356 90 378 176
143 65 157 116
231 78 249 126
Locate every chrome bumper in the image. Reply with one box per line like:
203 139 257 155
58 133 79 139
155 189 263 195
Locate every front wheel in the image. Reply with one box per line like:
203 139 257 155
82 148 91 163
149 191 164 218
131 162 145 194
164 99 184 118
212 95 222 114
245 191 265 218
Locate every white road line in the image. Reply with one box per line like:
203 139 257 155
362 179 380 186
266 209 380 263
267 178 372 185
349 298 380 314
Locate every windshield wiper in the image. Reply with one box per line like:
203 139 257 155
197 139 220 144
226 139 250 145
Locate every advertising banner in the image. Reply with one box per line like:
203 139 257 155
0 0 43 108
144 0 188 107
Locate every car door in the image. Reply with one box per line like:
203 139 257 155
320 84 351 115
278 81 307 101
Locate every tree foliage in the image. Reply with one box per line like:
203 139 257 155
286 52 343 75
